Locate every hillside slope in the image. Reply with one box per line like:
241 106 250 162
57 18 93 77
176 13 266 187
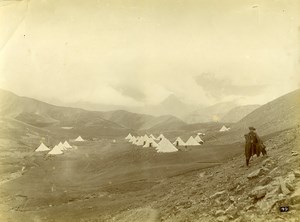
0 89 128 138
184 102 237 123
221 105 260 123
211 88 300 144
0 89 187 136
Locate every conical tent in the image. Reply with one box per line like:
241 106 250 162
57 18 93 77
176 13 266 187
156 138 178 153
75 136 84 141
150 134 156 140
185 136 200 146
35 142 50 152
219 126 229 132
143 134 149 140
63 141 72 149
125 133 132 140
157 134 165 141
143 137 158 148
194 135 203 144
136 136 146 146
48 145 63 155
58 142 67 151
133 136 140 145
173 137 186 146
129 136 136 143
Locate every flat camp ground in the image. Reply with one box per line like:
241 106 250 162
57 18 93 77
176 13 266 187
0 139 242 221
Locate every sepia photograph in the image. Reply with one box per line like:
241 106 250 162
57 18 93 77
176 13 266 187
0 0 300 221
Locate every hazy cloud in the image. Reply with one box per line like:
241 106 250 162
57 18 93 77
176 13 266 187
0 0 299 108
111 84 146 102
194 73 266 100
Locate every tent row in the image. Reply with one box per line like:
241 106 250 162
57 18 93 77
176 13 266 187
35 140 73 155
125 133 204 153
125 133 177 153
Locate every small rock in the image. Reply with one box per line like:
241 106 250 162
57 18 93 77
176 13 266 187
286 172 296 183
225 204 238 217
256 198 279 213
210 190 226 199
262 158 273 166
216 215 228 222
247 167 269 179
249 186 267 199
244 204 255 211
259 176 272 186
285 182 295 191
290 185 300 205
292 152 298 156
215 210 225 216
293 170 300 178
229 196 235 203
278 177 291 195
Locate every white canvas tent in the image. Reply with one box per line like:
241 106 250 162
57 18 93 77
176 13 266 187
173 137 186 146
48 145 63 155
219 125 229 132
35 142 50 152
143 137 158 148
157 134 165 141
156 138 178 153
136 137 146 146
129 136 136 143
143 134 150 140
194 135 204 144
133 136 140 145
185 136 200 146
58 142 67 151
63 141 72 149
150 134 156 140
75 136 84 141
125 133 132 140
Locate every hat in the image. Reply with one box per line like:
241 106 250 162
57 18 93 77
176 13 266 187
249 126 256 130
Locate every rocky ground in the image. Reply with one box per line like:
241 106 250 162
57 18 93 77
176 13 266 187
0 127 299 222
105 126 300 222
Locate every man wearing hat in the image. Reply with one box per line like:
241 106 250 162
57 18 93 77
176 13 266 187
244 127 267 166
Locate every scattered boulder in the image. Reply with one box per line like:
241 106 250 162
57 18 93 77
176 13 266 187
261 158 276 168
215 210 225 217
256 197 279 213
293 170 300 178
259 176 272 186
249 186 267 199
216 215 228 222
225 204 238 217
247 167 269 179
210 190 226 199
286 182 295 192
229 196 235 203
286 172 296 183
290 184 300 205
244 204 255 211
278 177 291 195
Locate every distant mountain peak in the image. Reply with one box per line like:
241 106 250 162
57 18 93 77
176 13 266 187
160 94 184 106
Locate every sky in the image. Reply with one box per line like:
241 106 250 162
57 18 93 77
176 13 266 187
0 0 299 108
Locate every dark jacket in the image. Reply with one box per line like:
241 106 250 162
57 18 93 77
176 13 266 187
245 132 262 159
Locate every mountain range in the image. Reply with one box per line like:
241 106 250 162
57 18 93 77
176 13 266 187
65 94 260 123
0 88 299 143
